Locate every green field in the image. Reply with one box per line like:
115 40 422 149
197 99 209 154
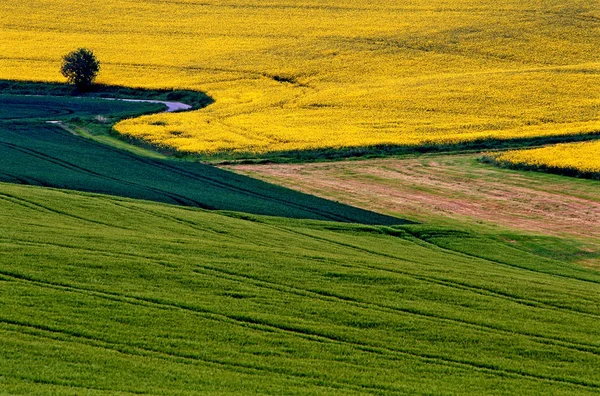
1 0 599 391
2 182 600 394
0 94 402 225
1 88 599 394
0 80 214 111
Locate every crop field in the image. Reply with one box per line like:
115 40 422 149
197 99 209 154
1 0 599 156
2 1 600 394
483 140 600 179
0 94 400 225
2 182 600 394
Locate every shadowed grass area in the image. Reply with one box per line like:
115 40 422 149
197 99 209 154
0 79 214 110
0 93 405 225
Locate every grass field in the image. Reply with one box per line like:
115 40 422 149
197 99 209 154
0 79 214 111
2 1 600 393
2 181 600 394
1 0 598 156
0 94 401 225
0 94 163 122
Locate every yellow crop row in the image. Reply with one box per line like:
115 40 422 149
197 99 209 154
488 140 600 174
1 0 599 154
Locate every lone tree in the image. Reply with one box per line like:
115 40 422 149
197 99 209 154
60 48 100 90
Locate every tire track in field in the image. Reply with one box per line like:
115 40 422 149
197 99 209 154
4 231 600 358
101 145 401 224
2 197 284 252
0 170 47 185
0 193 57 216
0 136 214 210
108 202 270 247
0 323 262 385
267 223 600 318
2 270 600 389
0 238 178 268
1 360 372 396
188 264 600 356
0 371 145 395
0 193 131 230
1 125 212 207
403 229 600 286
0 319 399 395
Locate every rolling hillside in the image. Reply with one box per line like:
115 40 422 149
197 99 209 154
1 1 599 393
2 182 600 394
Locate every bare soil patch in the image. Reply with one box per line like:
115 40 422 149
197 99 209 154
224 155 600 242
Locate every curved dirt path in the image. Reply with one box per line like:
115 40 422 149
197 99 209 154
45 96 191 146
28 94 193 116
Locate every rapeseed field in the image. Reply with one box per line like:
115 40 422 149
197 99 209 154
1 0 599 154
486 140 600 177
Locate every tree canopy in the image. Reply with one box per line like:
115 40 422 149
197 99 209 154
60 48 100 90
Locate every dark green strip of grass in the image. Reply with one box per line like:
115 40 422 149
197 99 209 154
0 79 214 110
0 94 405 225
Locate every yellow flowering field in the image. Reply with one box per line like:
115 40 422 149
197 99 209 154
486 140 600 176
1 0 599 154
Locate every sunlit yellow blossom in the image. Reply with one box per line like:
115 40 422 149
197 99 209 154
488 140 600 175
1 1 599 154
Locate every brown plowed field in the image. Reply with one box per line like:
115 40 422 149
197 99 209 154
224 155 600 242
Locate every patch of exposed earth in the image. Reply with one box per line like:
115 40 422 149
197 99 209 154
223 155 600 243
